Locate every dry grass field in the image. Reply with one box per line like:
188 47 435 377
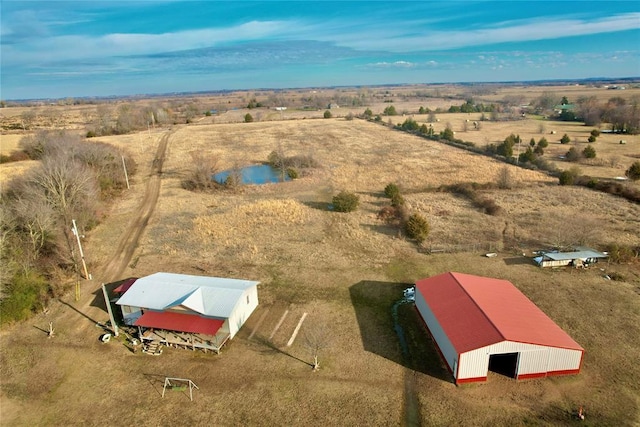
1 85 640 426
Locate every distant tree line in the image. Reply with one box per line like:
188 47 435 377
534 93 640 134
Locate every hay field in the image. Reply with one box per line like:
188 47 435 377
1 88 640 426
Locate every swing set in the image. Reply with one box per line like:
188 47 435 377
161 377 199 401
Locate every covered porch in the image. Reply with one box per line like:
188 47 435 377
134 310 231 354
138 327 230 354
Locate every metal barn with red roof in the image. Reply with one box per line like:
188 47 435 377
116 272 259 353
414 272 584 384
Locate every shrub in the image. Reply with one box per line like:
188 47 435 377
590 129 600 137
441 127 455 141
560 133 571 144
588 135 596 143
477 198 503 216
604 244 638 263
332 191 359 212
559 169 580 185
404 213 430 243
538 137 549 148
583 145 596 159
286 167 298 179
497 134 519 157
363 108 373 119
391 193 405 207
323 110 332 119
0 271 49 325
518 147 536 164
268 150 284 168
496 166 513 189
384 183 400 199
377 206 397 223
345 112 354 121
625 161 640 181
565 147 581 162
244 113 253 123
383 105 397 116
401 118 420 131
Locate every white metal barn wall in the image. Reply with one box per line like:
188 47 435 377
227 286 259 338
414 291 458 373
458 341 583 380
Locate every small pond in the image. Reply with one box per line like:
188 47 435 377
213 164 290 185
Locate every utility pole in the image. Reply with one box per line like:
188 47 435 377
72 219 90 280
101 284 119 337
122 155 130 189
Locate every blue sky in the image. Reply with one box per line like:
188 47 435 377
1 1 639 100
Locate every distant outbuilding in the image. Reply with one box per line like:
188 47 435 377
116 272 259 353
533 246 607 268
414 272 584 384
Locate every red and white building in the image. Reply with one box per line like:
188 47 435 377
414 272 584 384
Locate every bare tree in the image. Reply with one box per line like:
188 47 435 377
183 151 219 191
23 154 98 266
21 109 37 130
496 166 513 190
303 321 332 371
11 191 56 263
184 102 201 123
93 104 114 135
0 203 17 296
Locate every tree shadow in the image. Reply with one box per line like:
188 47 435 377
349 281 451 382
58 298 101 325
32 325 50 335
252 336 314 368
361 223 401 238
142 373 168 397
301 201 332 211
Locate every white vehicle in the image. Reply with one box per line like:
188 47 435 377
403 287 415 302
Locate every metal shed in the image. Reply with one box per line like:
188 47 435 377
116 272 259 352
414 272 584 384
533 247 608 268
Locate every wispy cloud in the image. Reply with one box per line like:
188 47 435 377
337 13 640 51
5 10 639 68
2 19 301 68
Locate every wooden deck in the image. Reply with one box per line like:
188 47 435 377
140 328 231 354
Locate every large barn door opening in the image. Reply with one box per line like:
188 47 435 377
489 353 518 379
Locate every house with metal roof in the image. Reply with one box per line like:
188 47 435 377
533 246 608 268
116 272 259 353
414 272 584 384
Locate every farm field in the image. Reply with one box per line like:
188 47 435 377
1 85 640 426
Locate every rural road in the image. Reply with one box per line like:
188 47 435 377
98 130 171 283
70 129 172 328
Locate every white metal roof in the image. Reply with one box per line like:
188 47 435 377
116 272 259 318
542 248 607 261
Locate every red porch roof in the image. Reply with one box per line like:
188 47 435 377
113 278 137 294
134 311 224 336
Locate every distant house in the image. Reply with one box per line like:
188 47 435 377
414 272 584 384
533 247 608 268
116 272 259 353
328 103 340 109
